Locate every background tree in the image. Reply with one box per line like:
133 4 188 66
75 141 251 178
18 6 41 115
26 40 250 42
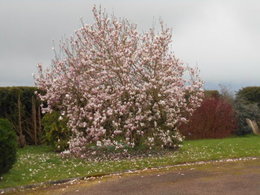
234 87 260 135
234 97 260 135
236 87 260 108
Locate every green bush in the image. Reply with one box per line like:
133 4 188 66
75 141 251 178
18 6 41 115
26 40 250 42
42 111 71 152
0 118 17 176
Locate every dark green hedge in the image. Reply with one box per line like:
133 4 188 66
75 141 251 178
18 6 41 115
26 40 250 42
0 87 42 145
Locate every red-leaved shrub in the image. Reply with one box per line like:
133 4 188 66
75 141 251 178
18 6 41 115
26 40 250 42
180 96 236 139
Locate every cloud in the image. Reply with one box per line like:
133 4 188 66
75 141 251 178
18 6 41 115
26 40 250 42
0 0 259 90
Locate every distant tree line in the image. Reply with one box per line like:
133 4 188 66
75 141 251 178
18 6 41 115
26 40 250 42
0 86 260 147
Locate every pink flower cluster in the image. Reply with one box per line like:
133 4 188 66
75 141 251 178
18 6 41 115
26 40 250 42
35 6 204 156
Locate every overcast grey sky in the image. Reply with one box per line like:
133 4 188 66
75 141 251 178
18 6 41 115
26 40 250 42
0 0 260 91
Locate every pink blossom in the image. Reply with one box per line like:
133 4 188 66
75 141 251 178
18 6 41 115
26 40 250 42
34 6 204 156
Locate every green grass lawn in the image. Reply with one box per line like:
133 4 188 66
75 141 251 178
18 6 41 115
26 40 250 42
0 135 260 189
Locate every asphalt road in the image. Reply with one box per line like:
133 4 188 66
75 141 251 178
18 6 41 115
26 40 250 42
14 158 260 195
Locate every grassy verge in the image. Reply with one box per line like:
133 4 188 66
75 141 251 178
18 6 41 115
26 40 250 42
0 135 259 189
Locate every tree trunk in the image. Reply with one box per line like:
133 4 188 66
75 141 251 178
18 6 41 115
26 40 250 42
37 102 42 144
246 118 260 135
32 96 37 145
18 94 26 147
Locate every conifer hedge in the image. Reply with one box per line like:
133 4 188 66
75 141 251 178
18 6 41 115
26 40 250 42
0 87 42 145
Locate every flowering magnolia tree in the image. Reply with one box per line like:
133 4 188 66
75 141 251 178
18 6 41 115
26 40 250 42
35 6 204 156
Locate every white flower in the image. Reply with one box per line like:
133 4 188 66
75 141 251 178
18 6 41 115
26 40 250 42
96 141 102 147
62 150 70 154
